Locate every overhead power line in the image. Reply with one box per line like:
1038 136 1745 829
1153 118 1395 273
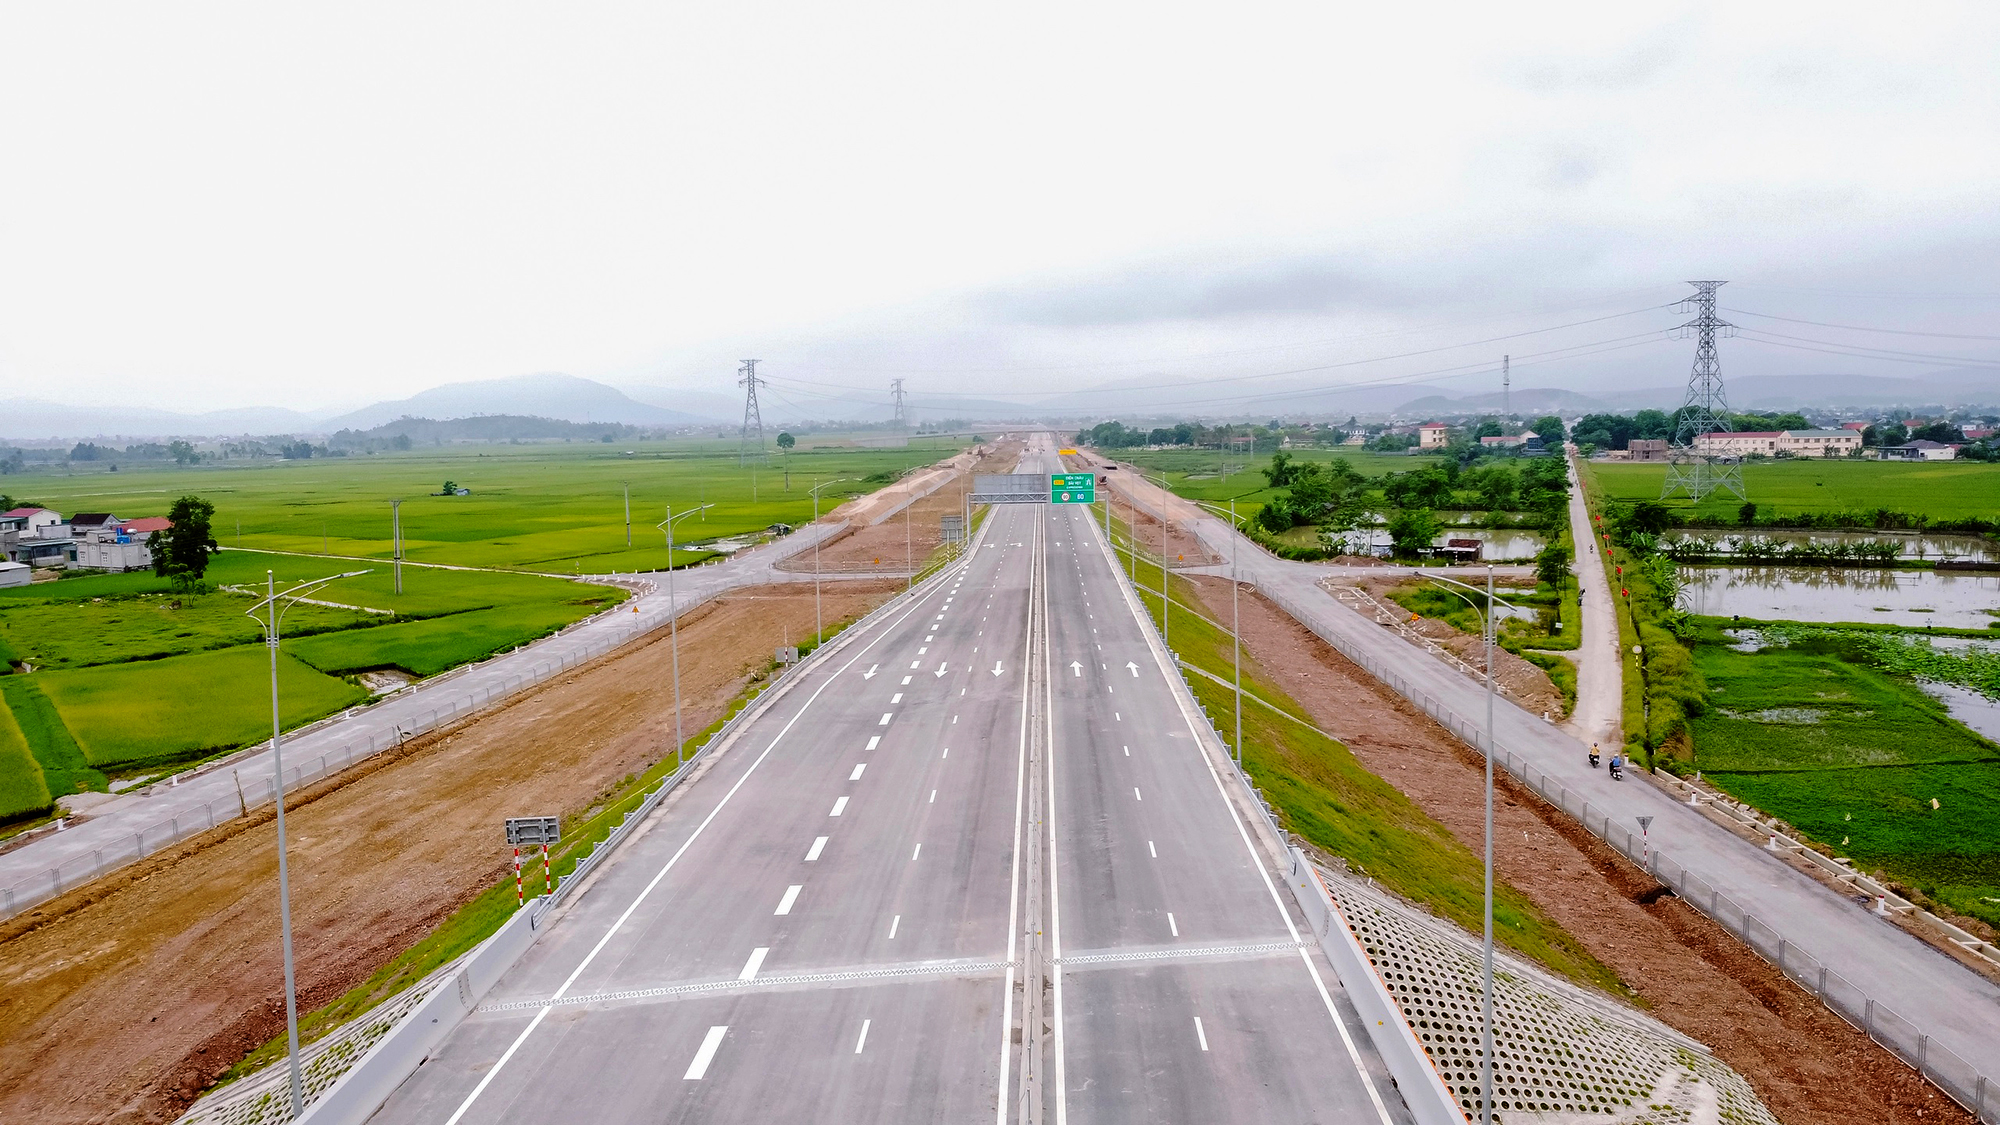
1725 308 2000 341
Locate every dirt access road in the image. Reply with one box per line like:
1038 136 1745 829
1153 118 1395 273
1190 573 1969 1125
779 440 1018 575
0 581 900 1125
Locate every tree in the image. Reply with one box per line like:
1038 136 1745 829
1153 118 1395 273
1472 417 1504 440
776 432 796 450
168 439 198 465
1535 543 1571 590
150 496 218 591
441 480 458 494
1911 421 1963 444
1530 415 1565 444
1863 422 1907 448
1386 508 1442 559
1461 465 1516 510
1737 501 1758 526
1260 451 1297 488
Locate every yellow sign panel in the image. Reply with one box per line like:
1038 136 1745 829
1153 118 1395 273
1058 448 1078 456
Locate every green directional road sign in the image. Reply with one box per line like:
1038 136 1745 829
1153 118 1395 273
1050 473 1096 504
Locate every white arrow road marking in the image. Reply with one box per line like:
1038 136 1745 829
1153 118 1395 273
1126 662 1140 677
935 662 949 678
992 662 1004 676
863 665 879 679
1069 661 1083 677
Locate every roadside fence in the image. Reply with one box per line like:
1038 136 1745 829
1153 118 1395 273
1253 580 1999 1124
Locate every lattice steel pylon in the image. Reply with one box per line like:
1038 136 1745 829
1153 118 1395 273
889 377 907 429
738 359 766 464
1661 280 1745 503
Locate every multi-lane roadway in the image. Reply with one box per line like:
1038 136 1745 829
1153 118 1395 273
370 436 1408 1124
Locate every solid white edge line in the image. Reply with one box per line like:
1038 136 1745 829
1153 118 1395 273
1044 504 1069 1125
1084 483 1396 1125
439 579 940 1125
997 506 1033 1125
683 1025 728 1080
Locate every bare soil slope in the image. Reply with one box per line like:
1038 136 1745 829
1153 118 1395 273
0 582 898 1124
1200 575 1970 1125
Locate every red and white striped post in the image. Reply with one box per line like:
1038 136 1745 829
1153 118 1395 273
542 843 552 896
513 847 523 906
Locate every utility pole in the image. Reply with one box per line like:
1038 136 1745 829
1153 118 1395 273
622 482 631 547
738 359 766 465
1662 280 1745 502
890 378 908 430
391 499 402 595
1502 354 1510 417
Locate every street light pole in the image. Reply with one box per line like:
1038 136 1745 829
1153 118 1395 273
1424 565 1516 1125
657 506 712 769
809 479 853 647
1194 500 1244 764
245 567 367 1120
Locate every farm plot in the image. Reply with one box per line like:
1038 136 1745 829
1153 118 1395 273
37 646 369 771
1690 633 2000 928
1587 459 2000 522
3 437 971 575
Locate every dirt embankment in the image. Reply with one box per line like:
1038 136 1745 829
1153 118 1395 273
1103 491 1223 569
1335 574 1568 720
1198 575 1972 1125
782 449 1015 575
0 582 900 1125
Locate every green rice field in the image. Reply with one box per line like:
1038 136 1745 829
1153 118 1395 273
2 435 970 574
1586 459 2000 521
0 437 975 824
1690 631 2000 928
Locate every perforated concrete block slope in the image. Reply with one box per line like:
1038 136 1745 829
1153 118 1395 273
1324 869 1778 1125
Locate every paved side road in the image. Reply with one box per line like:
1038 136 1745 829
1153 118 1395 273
1092 468 2000 1090
0 521 857 917
1562 449 1624 747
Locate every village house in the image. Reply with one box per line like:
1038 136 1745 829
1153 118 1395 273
1418 422 1450 449
1879 440 1958 462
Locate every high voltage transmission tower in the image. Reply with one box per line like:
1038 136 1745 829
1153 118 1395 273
889 378 907 429
1661 280 1745 503
738 359 766 464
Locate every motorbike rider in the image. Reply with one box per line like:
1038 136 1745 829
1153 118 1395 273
1608 752 1624 779
1589 742 1600 768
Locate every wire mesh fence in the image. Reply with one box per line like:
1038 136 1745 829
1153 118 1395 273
1253 580 1999 1124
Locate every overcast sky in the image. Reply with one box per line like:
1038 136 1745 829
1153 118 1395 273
2 3 1997 415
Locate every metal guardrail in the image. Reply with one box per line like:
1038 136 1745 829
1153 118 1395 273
1255 580 2000 1125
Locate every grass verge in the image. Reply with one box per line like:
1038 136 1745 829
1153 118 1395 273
1136 569 1623 995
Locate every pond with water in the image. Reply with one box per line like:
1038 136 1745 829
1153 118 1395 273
1667 530 1999 563
1681 565 2000 630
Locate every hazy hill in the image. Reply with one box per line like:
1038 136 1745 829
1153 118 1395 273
324 373 715 430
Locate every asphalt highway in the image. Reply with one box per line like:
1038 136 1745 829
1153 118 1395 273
369 436 1408 1125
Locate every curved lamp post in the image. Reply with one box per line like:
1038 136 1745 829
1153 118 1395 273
808 479 853 647
657 505 712 769
1422 564 1519 1125
243 568 370 1119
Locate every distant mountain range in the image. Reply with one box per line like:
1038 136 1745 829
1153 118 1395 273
5 366 1994 442
324 373 717 430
